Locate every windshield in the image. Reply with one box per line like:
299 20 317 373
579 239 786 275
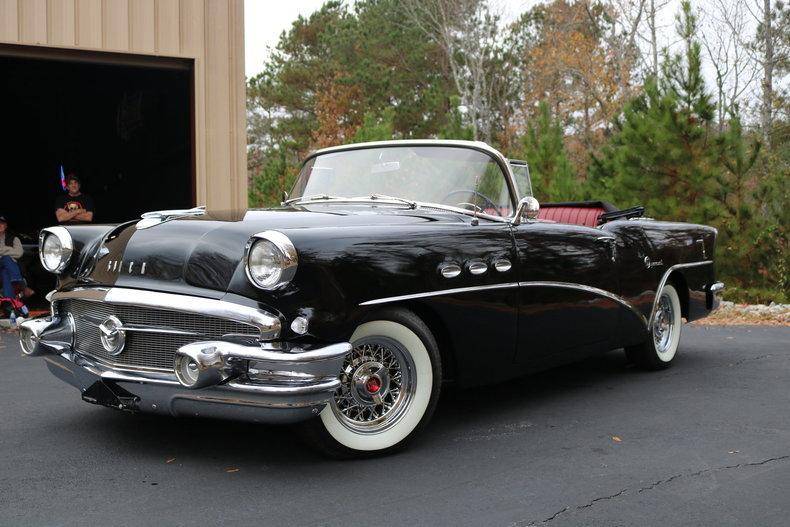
290 146 516 217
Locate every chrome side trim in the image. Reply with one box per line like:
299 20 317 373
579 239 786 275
517 281 646 325
359 282 521 306
359 281 643 324
650 260 713 324
52 287 281 339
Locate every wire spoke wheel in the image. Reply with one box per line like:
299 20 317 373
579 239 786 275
653 294 675 354
331 335 416 434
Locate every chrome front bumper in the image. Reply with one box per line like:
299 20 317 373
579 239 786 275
19 294 350 424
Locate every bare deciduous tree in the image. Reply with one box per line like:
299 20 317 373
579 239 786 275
699 0 759 130
613 0 671 77
402 0 508 142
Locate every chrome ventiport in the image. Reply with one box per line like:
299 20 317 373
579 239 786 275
493 259 512 272
467 260 488 275
439 263 462 278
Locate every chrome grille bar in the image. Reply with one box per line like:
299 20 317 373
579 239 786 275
53 288 276 372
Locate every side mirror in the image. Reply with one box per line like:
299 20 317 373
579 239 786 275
511 196 540 225
281 190 289 206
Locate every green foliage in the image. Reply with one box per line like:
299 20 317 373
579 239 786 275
439 96 474 141
352 108 397 144
248 148 296 208
519 101 579 201
590 2 718 223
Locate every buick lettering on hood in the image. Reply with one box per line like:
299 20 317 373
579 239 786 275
20 140 724 457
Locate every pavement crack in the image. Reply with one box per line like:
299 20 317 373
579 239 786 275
519 456 790 525
729 354 772 366
520 489 629 525
538 506 569 524
638 455 790 494
576 488 629 509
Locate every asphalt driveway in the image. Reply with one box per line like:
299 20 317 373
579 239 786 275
1 325 788 526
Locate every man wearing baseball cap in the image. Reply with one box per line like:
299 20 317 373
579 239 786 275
55 173 94 224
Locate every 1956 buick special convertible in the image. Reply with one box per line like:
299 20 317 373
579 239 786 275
20 140 724 457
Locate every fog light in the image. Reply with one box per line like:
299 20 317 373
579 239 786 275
290 316 309 335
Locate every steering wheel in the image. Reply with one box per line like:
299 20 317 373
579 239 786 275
441 189 503 216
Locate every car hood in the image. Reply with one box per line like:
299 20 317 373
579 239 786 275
73 206 465 296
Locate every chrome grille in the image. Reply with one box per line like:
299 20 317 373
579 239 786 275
59 299 259 371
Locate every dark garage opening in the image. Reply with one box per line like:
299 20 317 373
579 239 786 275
0 47 194 306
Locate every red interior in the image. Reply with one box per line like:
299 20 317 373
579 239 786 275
537 206 607 228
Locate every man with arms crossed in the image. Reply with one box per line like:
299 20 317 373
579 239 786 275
55 173 94 224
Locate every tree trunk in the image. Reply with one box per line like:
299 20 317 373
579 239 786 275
761 0 773 149
650 0 658 76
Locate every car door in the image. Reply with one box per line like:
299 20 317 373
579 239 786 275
511 221 620 367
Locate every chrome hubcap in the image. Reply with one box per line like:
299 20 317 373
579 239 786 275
331 336 415 434
653 294 675 353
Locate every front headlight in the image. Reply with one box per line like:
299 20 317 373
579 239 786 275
244 231 298 290
39 227 74 274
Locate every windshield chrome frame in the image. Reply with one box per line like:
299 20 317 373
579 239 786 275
294 140 522 223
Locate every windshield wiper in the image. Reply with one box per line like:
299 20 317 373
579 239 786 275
367 194 418 209
284 194 346 205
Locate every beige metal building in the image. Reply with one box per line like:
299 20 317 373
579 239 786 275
0 0 247 233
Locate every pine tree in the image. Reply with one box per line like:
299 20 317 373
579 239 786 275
519 101 578 201
589 1 717 222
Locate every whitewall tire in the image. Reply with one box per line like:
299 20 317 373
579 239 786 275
626 284 683 370
303 309 441 457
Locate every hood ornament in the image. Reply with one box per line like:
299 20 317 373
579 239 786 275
136 206 206 229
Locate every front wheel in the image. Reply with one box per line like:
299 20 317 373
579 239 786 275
302 309 442 458
626 284 682 370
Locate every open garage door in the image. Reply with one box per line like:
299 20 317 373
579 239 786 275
1 47 194 235
0 46 194 305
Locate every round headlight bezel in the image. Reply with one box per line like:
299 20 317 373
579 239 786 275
38 226 74 274
244 231 298 290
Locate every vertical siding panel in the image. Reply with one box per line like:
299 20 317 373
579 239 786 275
0 0 19 42
75 0 101 47
229 0 246 208
48 0 76 46
129 0 154 52
155 0 179 55
180 0 205 205
19 0 47 44
178 0 201 56
101 0 128 50
204 0 231 209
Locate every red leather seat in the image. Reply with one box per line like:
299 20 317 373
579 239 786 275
537 206 607 227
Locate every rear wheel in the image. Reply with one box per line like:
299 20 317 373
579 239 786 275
626 284 682 370
302 309 442 458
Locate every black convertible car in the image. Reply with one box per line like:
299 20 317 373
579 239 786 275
20 140 723 456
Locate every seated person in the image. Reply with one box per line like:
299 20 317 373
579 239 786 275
55 173 94 224
0 216 29 312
